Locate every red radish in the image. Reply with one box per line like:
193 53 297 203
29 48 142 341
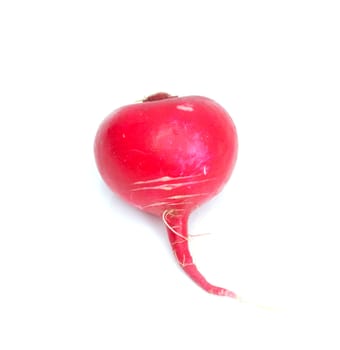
94 93 238 298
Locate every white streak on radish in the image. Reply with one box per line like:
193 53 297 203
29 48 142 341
176 104 194 112
171 238 188 245
174 251 194 267
130 178 216 191
132 174 202 185
140 201 171 208
165 193 209 199
141 201 194 209
130 184 179 191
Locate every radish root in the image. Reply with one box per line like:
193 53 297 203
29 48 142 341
162 209 212 240
163 209 237 298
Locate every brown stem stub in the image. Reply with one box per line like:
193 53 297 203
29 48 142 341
143 92 177 102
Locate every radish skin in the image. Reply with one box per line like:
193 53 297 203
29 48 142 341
94 93 238 297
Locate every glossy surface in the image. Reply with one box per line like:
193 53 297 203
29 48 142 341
94 95 238 217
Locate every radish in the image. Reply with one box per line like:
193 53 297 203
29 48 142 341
94 93 238 297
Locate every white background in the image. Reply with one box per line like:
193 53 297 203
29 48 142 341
1 0 340 348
